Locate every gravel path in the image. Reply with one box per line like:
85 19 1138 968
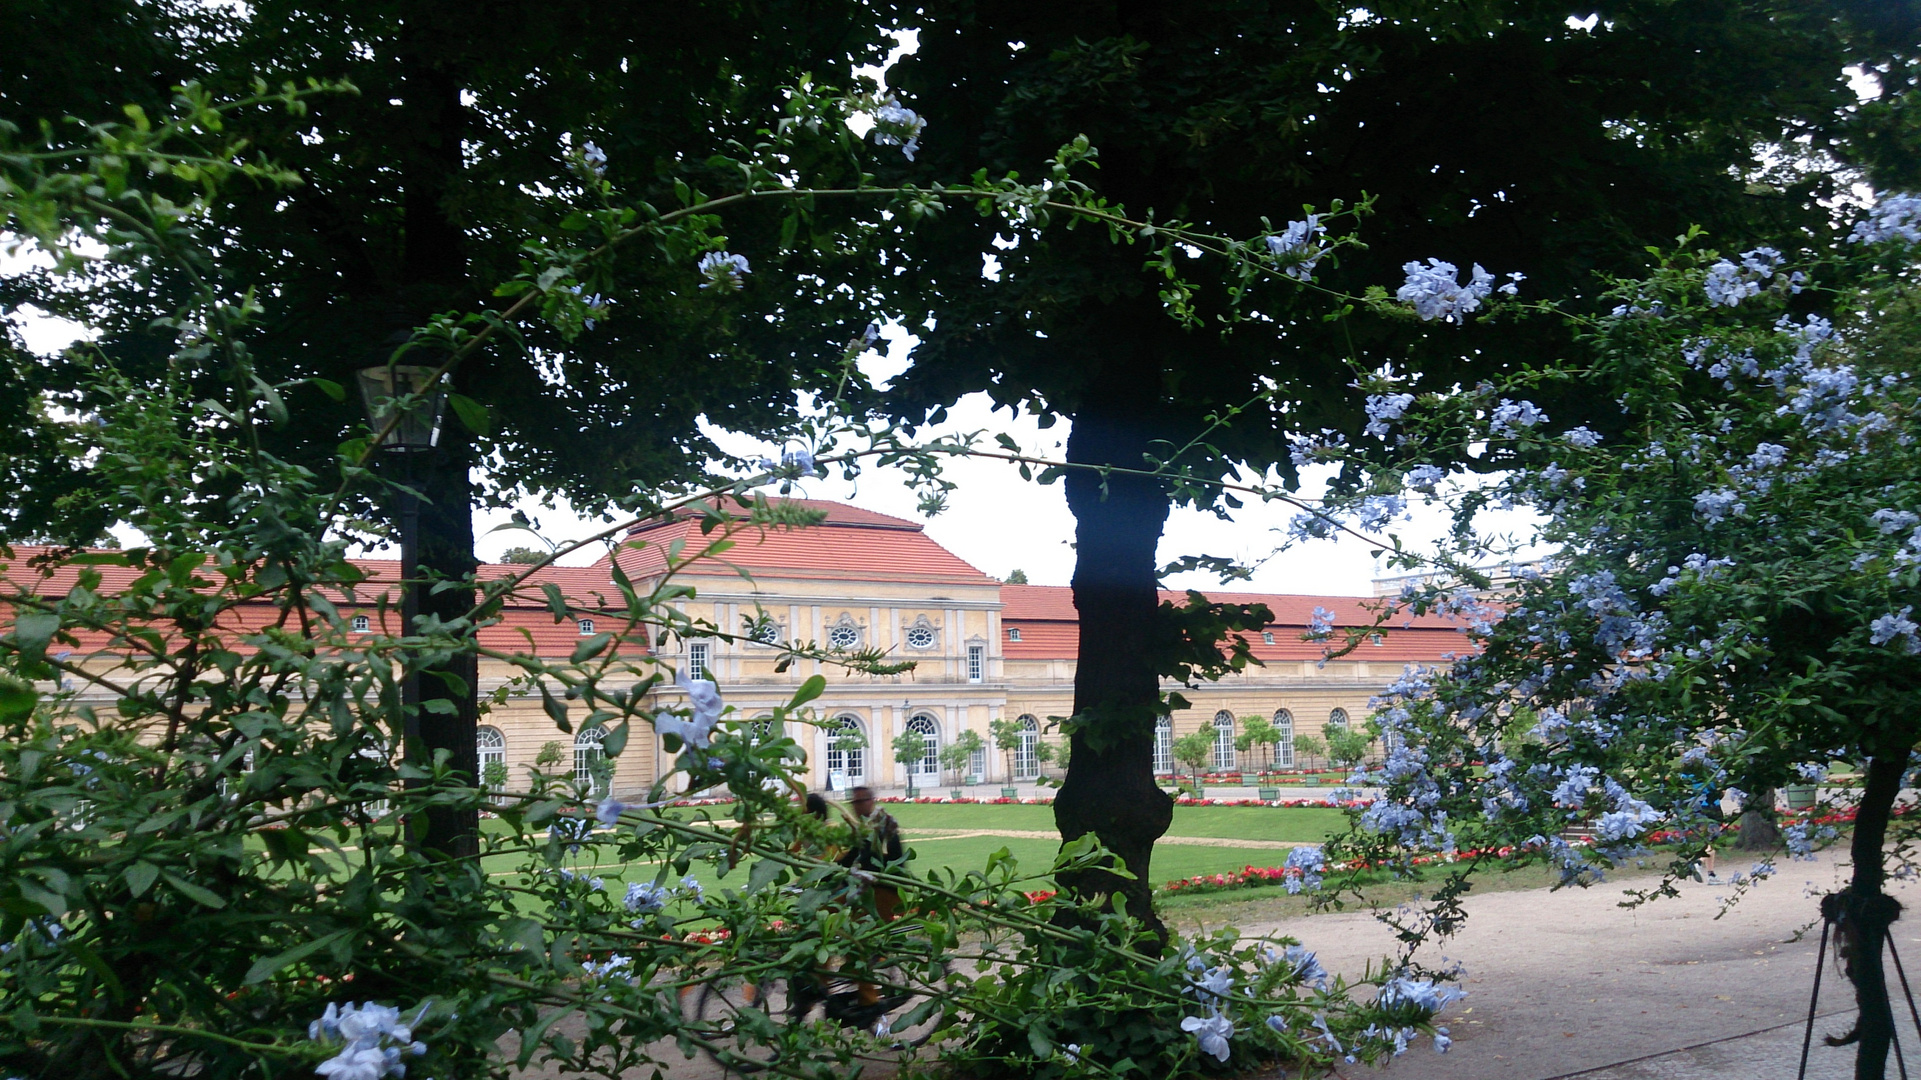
1225 847 1921 1079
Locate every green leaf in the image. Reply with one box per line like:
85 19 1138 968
310 377 347 402
540 682 572 734
0 677 38 722
448 393 491 436
791 674 826 708
245 928 352 985
571 633 611 663
122 861 160 899
600 720 629 757
13 611 59 657
745 857 785 894
161 871 227 909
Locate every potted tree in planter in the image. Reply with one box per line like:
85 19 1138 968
989 716 1025 798
1293 733 1326 776
1237 714 1280 797
892 728 930 799
1172 730 1215 800
940 730 985 800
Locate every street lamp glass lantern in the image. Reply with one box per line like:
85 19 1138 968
356 364 447 451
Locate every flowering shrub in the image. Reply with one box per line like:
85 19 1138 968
1293 199 1921 1075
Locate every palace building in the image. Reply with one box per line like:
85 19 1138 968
20 499 1468 797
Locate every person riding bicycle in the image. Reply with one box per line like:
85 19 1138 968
836 786 906 1015
838 786 904 919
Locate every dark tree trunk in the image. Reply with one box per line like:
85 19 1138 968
395 13 479 860
1826 753 1907 1079
1053 396 1174 940
1735 785 1781 851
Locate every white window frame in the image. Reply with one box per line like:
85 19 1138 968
967 746 987 783
967 644 985 683
1153 716 1173 775
905 714 941 781
905 624 937 650
825 715 865 782
687 641 710 682
1261 630 1275 644
1013 714 1040 779
1007 627 1022 642
1213 710 1237 771
352 614 370 633
574 726 608 796
477 725 507 790
1272 709 1295 768
828 621 861 649
577 617 596 636
1327 707 1350 733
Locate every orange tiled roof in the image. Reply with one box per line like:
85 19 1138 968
1001 584 1473 662
0 547 636 658
611 499 998 587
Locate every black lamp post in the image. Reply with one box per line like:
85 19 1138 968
356 362 451 844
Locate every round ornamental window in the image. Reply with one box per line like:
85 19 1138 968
751 620 780 644
906 626 936 650
828 624 860 649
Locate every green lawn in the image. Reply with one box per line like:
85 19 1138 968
505 802 1346 895
880 801 1346 844
281 803 1345 901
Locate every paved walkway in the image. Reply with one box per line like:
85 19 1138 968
1226 848 1921 1079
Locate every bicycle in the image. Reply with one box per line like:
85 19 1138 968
689 927 952 1073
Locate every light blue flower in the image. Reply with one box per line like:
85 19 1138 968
1364 392 1416 438
1180 1012 1234 1062
624 881 667 914
595 796 628 827
1703 260 1759 307
1307 606 1337 640
1396 259 1495 323
1283 845 1326 894
1870 607 1921 653
309 1001 429 1080
870 96 927 161
1267 216 1328 280
1489 398 1546 437
1849 192 1921 246
697 251 751 291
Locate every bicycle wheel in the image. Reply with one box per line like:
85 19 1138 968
691 974 789 1074
833 956 953 1052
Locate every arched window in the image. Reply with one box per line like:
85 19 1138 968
905 714 941 781
826 715 865 784
1013 715 1041 779
1272 709 1295 768
749 715 779 746
1153 716 1174 775
574 726 608 797
476 725 506 791
1213 710 1237 771
1327 707 1350 733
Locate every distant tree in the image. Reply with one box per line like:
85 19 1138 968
1171 730 1214 792
940 729 985 786
1293 734 1327 774
989 716 1025 781
499 546 546 565
1326 726 1373 771
1006 569 1029 585
1236 714 1278 773
893 728 932 793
